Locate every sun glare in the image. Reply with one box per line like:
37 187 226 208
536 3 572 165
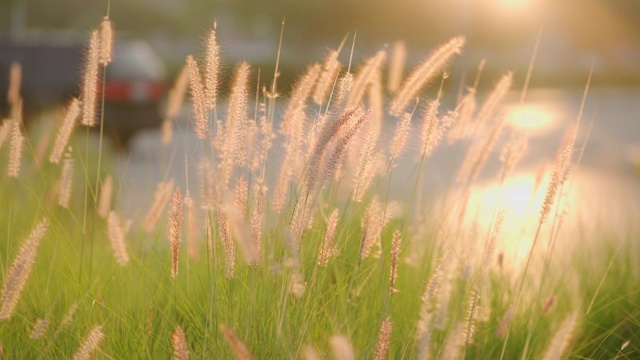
460 172 548 265
496 0 534 11
504 104 558 135
468 173 543 227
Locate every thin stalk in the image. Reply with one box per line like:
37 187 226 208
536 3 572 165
499 221 543 360
520 119 593 359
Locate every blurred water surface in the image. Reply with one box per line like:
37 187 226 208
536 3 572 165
114 86 640 259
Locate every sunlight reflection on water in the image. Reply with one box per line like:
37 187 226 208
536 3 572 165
454 165 640 267
417 87 640 268
461 172 555 265
504 104 560 135
119 87 640 271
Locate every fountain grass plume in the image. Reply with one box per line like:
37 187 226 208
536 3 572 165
50 98 80 164
390 36 465 116
0 219 48 320
72 325 104 360
81 30 99 127
220 324 255 360
107 211 130 266
172 325 190 360
168 187 184 278
186 55 209 140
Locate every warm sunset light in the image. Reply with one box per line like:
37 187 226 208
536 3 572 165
1 0 639 358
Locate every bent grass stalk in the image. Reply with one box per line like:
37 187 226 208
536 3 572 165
499 70 591 360
520 116 594 360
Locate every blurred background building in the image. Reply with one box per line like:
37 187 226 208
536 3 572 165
2 0 640 89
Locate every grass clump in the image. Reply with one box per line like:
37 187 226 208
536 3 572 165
0 16 638 360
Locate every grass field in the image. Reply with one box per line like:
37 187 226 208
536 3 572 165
0 17 638 359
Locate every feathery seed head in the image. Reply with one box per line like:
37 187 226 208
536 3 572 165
205 23 220 110
143 179 175 233
303 107 359 199
388 40 406 94
107 211 130 266
220 324 256 360
353 134 381 202
234 176 248 217
496 307 514 339
347 50 386 108
389 111 413 162
304 346 321 360
420 101 456 159
98 175 114 218
58 154 74 208
283 64 320 134
475 71 513 127
172 325 190 360
541 123 578 223
360 197 384 259
50 98 80 164
8 116 24 178
0 219 49 320
168 187 184 278
81 30 100 127
186 55 209 139
252 101 274 174
274 64 320 210
72 325 104 360
197 159 216 210
541 311 579 360
99 17 113 66
220 195 259 267
250 185 266 265
58 302 79 334
416 309 434 359
313 49 341 105
389 229 402 294
329 336 355 360
464 289 480 344
448 89 476 143
166 62 190 120
30 317 49 339
164 62 190 144
335 73 353 107
621 340 630 351
318 209 339 266
374 317 393 360
457 114 506 183
322 111 370 187
228 62 251 166
440 322 465 360
422 250 451 304
499 133 528 182
219 214 236 278
390 36 465 116
368 70 384 138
